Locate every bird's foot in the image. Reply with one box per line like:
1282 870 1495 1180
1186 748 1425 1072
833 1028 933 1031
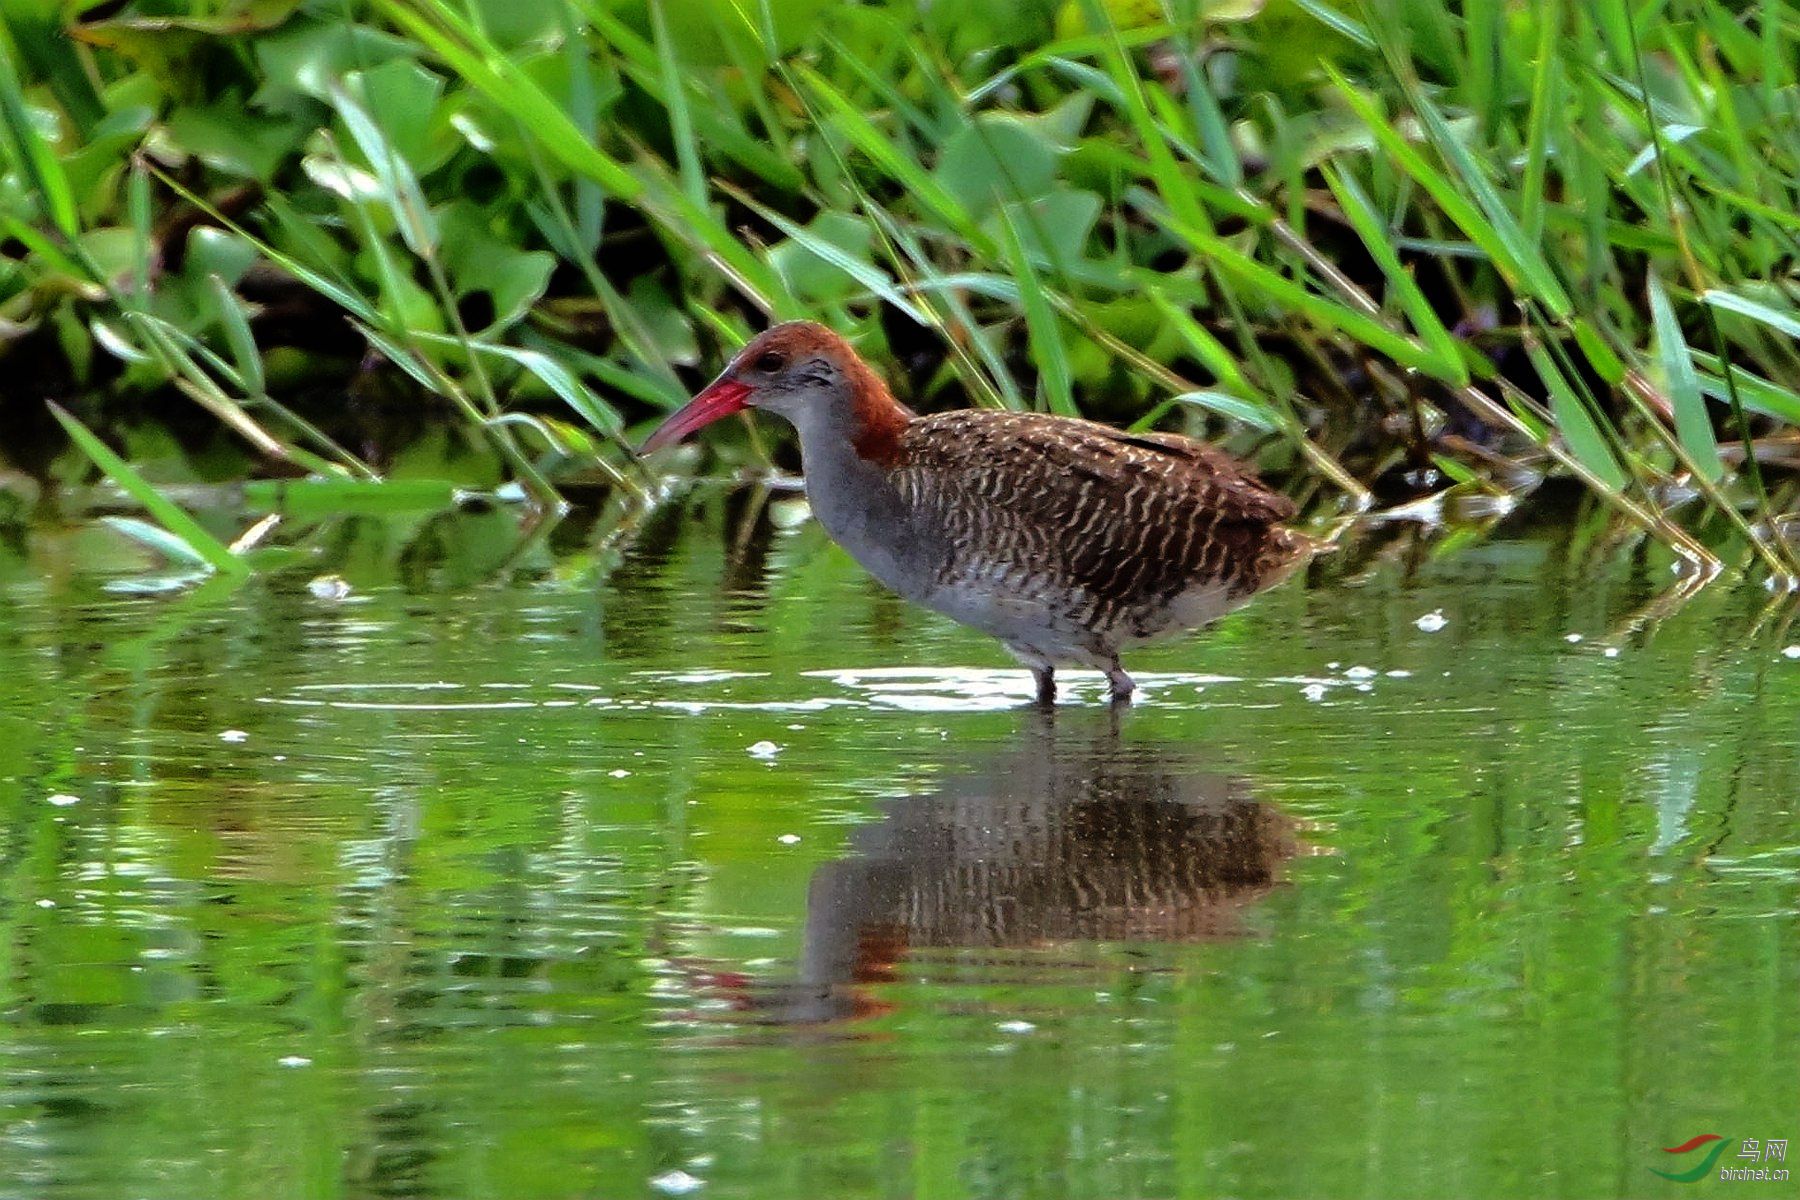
1106 662 1135 706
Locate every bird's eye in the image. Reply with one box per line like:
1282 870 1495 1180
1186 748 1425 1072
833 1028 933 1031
753 351 786 373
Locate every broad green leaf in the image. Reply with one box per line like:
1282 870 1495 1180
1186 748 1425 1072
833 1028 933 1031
163 101 307 180
935 115 1061 217
252 19 413 105
438 203 555 331
981 191 1104 272
354 59 449 170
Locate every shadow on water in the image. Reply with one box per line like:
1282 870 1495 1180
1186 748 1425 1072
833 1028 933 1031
696 714 1297 1027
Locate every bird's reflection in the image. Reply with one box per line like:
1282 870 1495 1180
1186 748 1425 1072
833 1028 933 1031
695 715 1296 1027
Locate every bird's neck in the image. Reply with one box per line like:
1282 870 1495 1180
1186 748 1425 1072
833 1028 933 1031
790 366 913 489
792 374 929 597
842 356 912 467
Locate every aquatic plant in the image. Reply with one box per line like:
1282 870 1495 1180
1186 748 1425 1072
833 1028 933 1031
1 0 1797 583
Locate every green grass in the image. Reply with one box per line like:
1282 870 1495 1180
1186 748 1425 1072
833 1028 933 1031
1 0 1798 583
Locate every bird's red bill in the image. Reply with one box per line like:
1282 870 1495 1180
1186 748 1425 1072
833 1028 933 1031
639 378 753 455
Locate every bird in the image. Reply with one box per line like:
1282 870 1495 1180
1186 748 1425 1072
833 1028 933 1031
640 321 1312 705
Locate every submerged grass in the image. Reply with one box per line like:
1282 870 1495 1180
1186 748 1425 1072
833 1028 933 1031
1 0 1799 584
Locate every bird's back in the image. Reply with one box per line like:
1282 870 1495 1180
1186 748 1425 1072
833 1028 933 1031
890 410 1305 644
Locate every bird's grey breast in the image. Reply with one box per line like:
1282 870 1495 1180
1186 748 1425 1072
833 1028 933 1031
887 463 1108 655
799 438 945 602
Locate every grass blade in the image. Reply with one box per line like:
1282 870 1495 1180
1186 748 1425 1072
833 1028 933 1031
1167 390 1282 433
100 516 214 569
330 82 438 258
378 0 784 310
1690 352 1800 424
1330 69 1571 319
718 183 930 326
795 66 989 253
1321 163 1468 385
647 0 704 207
1521 335 1629 491
997 206 1075 416
1074 0 1211 237
1701 288 1800 339
1647 272 1720 481
208 274 266 397
1151 203 1457 380
1519 5 1559 244
1149 293 1257 398
49 404 248 576
0 51 78 239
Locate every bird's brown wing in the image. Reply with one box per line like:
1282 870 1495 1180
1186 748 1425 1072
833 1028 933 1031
891 410 1301 605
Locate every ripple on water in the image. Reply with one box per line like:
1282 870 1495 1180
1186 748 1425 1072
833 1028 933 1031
254 664 1437 715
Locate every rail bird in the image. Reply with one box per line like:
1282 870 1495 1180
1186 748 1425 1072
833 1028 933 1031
641 322 1310 704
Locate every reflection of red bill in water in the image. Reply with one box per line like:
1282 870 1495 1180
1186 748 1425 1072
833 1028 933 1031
1653 1134 1731 1183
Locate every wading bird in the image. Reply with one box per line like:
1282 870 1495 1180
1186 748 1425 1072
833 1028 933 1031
641 322 1310 705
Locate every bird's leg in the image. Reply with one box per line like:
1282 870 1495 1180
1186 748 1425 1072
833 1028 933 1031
1032 665 1057 707
1106 659 1135 705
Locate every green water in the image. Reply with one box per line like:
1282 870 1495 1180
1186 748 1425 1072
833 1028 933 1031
1 494 1796 1199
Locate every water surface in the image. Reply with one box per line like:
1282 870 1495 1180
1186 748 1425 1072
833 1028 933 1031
1 494 1796 1198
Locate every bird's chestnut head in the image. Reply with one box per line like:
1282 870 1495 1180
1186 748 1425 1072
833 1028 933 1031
640 321 910 460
